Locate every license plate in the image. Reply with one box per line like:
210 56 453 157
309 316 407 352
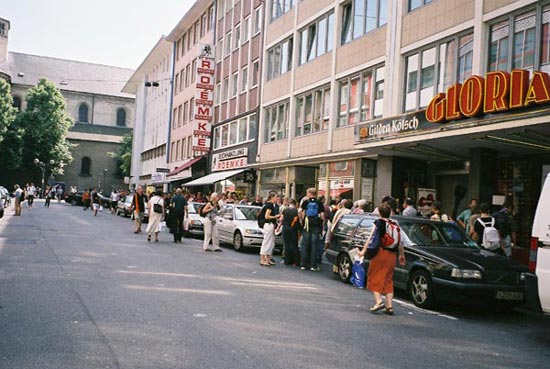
495 291 523 300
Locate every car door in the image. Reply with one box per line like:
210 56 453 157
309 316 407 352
216 205 233 243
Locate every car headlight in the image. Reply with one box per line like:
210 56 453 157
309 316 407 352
451 269 482 279
190 219 202 225
245 229 262 235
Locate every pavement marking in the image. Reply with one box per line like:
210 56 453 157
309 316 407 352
193 313 208 318
119 270 199 278
230 282 318 290
122 284 232 296
392 298 459 321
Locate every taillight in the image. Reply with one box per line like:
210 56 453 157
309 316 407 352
529 237 539 272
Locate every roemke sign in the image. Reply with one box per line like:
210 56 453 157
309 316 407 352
426 69 550 123
192 45 215 154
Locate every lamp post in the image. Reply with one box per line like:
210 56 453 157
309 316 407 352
103 169 108 192
34 158 54 198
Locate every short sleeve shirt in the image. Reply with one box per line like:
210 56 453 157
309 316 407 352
171 195 188 213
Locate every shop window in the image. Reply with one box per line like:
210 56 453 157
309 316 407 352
264 100 289 143
267 37 293 81
295 85 330 137
338 65 383 127
299 12 334 66
405 31 473 112
341 0 387 45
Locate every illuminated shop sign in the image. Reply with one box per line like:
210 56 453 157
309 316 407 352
355 112 432 142
426 69 550 123
211 148 248 172
192 44 215 154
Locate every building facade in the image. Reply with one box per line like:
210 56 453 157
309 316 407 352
123 37 172 191
0 18 135 192
254 0 550 252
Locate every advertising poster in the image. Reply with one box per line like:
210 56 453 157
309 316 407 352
417 188 437 217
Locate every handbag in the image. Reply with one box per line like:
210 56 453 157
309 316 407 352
349 259 365 288
153 199 163 214
366 226 381 260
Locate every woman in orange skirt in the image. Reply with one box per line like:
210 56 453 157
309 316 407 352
358 203 405 315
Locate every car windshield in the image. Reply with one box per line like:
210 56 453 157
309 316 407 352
234 206 260 220
189 203 201 213
124 195 132 203
399 221 478 248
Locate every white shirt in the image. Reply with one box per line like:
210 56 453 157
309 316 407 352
27 186 36 196
110 192 119 201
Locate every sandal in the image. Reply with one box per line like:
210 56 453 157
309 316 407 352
384 307 394 316
369 301 385 313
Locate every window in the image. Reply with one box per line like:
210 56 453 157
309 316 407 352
208 6 215 30
182 138 187 159
295 85 331 136
267 37 293 80
252 59 260 87
172 108 177 129
234 24 241 50
338 65 384 127
241 66 249 92
409 0 432 12
116 108 126 126
177 105 182 127
223 77 229 101
189 98 195 121
243 17 250 43
264 100 289 143
218 0 225 19
187 135 193 157
194 21 200 44
213 114 256 149
12 96 21 111
191 59 197 83
254 6 262 34
299 12 334 65
174 73 180 93
270 0 294 23
176 141 180 161
182 35 186 57
78 104 89 123
231 72 239 97
341 0 387 45
183 102 188 124
217 39 224 61
81 157 91 175
185 64 191 87
201 14 207 37
215 82 221 104
406 32 473 111
225 32 232 56
171 142 175 162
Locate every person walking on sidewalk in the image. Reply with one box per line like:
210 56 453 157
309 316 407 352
201 193 222 252
259 193 281 266
109 189 119 215
132 186 147 234
26 183 36 207
299 188 325 271
13 185 24 216
146 189 164 242
44 186 52 208
91 188 100 216
171 188 188 243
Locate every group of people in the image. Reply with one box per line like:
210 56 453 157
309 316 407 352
5 183 65 216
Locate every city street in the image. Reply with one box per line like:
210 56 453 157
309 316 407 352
0 201 548 369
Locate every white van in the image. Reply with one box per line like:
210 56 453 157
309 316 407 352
532 173 550 314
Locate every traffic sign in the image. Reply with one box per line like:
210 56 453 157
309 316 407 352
156 168 170 173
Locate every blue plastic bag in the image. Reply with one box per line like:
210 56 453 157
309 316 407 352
350 259 365 288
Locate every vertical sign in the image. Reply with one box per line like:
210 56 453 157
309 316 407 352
193 44 215 154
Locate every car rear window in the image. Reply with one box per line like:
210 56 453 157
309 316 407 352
335 217 361 237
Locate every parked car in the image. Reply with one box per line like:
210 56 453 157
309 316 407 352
216 204 282 252
65 191 84 206
533 172 550 314
326 214 529 308
185 202 205 236
0 186 9 205
117 195 133 217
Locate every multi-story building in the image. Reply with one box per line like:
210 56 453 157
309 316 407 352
182 0 265 196
164 0 216 187
0 17 135 191
255 0 550 251
123 37 172 192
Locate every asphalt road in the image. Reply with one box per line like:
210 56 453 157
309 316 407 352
0 200 549 369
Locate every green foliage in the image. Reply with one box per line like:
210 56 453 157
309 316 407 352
0 79 21 169
17 78 74 174
108 133 132 177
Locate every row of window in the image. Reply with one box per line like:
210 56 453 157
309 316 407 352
175 5 215 61
174 59 197 94
78 104 126 126
171 135 194 163
216 60 260 103
141 145 167 162
216 7 262 59
172 98 194 129
212 114 256 150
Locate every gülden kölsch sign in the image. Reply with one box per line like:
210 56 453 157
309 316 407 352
192 44 215 154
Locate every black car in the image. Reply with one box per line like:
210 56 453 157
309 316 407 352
326 214 529 308
65 191 84 206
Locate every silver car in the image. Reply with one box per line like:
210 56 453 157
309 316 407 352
186 202 205 236
216 204 266 251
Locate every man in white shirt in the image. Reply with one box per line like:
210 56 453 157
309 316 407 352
27 183 36 207
110 190 119 215
402 198 418 217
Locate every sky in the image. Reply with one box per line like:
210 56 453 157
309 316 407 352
1 0 195 69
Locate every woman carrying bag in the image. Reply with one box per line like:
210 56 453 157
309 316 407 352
146 189 164 242
358 203 406 315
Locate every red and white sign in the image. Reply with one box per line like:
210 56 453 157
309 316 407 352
211 148 248 172
192 46 215 154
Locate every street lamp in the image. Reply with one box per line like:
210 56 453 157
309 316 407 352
34 158 55 198
103 169 108 192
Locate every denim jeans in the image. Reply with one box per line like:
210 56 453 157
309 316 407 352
301 226 320 268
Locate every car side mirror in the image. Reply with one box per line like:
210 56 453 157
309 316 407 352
224 213 233 220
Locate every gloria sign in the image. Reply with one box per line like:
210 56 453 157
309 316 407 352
211 148 248 172
426 69 550 123
356 112 433 142
192 44 214 154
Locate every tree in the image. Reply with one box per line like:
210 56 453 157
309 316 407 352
108 133 132 177
17 78 74 174
0 79 22 170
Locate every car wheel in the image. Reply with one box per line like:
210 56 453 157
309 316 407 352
337 253 352 283
408 269 435 308
233 231 244 251
71 199 77 206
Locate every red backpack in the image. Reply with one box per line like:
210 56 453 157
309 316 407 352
380 219 401 249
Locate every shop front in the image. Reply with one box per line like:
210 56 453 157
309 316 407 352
166 156 207 190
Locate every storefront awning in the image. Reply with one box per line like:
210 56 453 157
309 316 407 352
166 156 205 177
183 169 245 187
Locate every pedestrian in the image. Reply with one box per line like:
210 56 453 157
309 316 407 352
27 182 36 207
456 198 478 234
132 186 147 234
82 189 91 210
171 188 188 243
250 194 263 207
239 196 249 205
44 186 52 208
195 192 206 203
281 198 300 266
324 199 353 251
299 188 325 271
13 184 24 216
110 189 119 215
146 189 164 242
258 193 281 266
201 192 222 252
91 187 100 216
472 203 503 253
492 200 515 257
358 203 406 315
56 185 63 203
430 201 451 222
401 198 418 217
